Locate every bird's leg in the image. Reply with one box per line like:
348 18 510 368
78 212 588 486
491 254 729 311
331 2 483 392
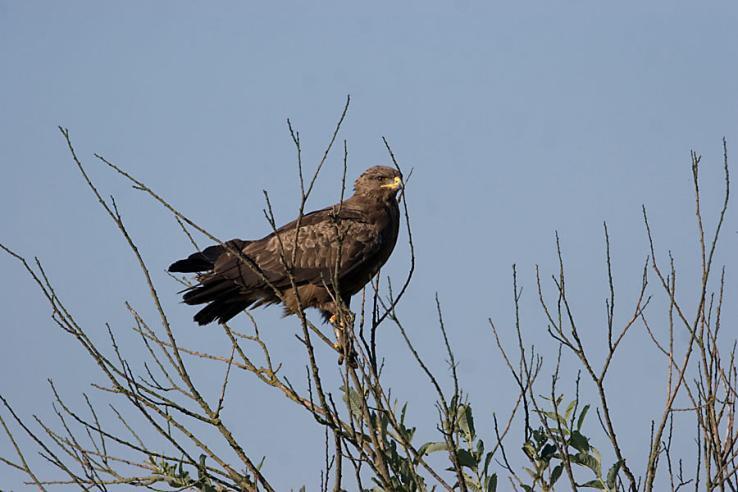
329 310 357 367
328 314 341 349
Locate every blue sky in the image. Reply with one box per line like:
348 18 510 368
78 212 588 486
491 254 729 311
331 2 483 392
1 1 737 489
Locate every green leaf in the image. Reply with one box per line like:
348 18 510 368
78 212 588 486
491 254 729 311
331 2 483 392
555 393 564 407
571 452 601 477
523 442 537 460
564 399 577 421
342 385 364 416
550 464 563 485
418 441 448 456
458 404 476 442
577 404 591 431
486 473 498 492
457 448 478 469
592 447 603 475
539 443 557 462
542 410 566 425
463 471 481 491
580 479 605 489
532 428 547 446
484 451 494 475
475 438 485 460
606 459 625 488
569 430 590 453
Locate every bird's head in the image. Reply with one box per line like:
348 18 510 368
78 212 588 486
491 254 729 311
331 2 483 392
353 166 403 199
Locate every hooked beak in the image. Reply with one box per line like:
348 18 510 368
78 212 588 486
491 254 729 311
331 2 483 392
380 176 403 190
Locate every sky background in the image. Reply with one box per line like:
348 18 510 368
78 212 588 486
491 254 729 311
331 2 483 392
1 1 737 490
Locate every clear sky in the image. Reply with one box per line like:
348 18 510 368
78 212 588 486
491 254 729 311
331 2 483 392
1 1 737 489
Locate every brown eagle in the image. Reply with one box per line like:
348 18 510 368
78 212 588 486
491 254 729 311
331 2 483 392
169 166 402 326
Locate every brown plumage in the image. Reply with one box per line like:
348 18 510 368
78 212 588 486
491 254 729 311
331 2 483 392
169 166 402 325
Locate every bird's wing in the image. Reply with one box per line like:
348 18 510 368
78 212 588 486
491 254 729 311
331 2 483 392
210 205 383 290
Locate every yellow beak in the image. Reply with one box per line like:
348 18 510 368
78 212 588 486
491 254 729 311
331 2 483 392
381 176 403 190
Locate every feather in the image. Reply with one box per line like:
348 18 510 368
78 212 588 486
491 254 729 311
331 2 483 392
169 166 402 325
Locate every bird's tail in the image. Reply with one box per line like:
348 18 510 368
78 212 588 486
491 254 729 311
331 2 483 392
168 245 223 273
168 240 247 273
169 239 267 325
183 279 271 325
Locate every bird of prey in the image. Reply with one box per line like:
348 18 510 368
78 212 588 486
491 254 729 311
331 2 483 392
169 166 402 329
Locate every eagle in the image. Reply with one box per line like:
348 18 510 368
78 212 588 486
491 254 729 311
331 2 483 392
169 166 402 328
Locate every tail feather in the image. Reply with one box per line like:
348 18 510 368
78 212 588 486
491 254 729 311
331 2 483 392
193 297 250 325
168 244 225 273
169 240 248 273
170 239 274 326
182 279 237 305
